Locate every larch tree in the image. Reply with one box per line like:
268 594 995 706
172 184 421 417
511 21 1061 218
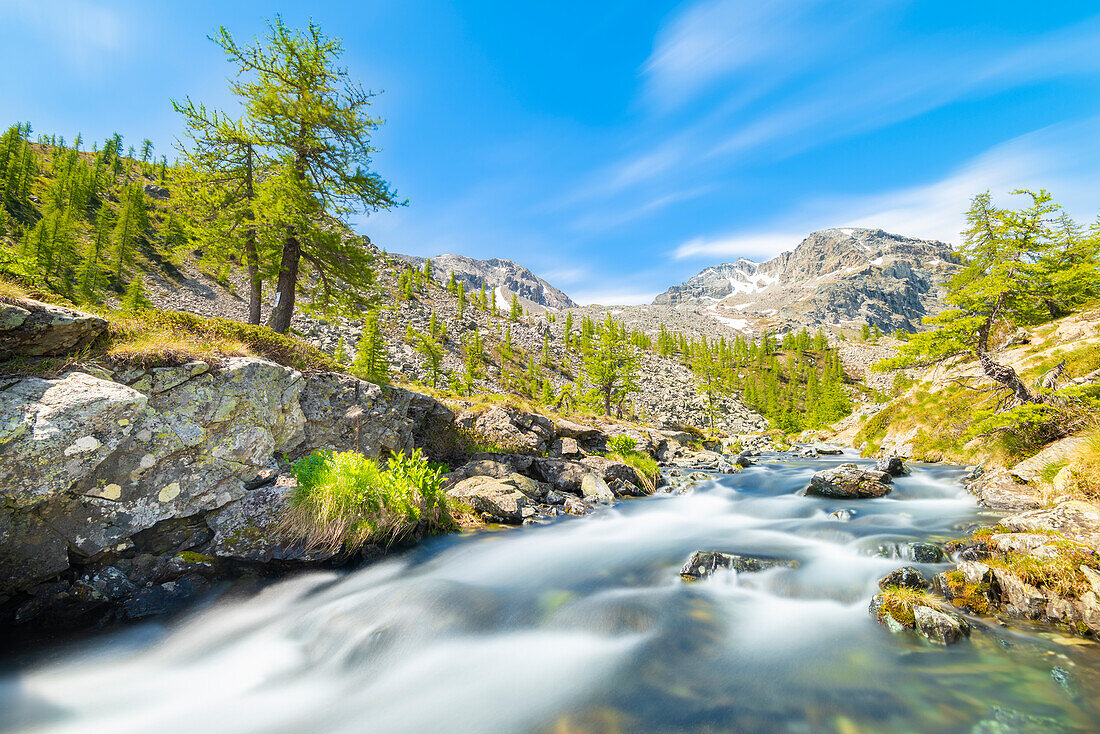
172 100 268 324
583 315 639 416
879 190 1100 407
212 17 404 333
353 310 389 385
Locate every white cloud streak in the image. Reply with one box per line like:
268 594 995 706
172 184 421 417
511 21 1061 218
672 117 1100 261
0 0 125 72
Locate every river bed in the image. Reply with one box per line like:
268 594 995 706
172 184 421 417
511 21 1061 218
2 451 1098 733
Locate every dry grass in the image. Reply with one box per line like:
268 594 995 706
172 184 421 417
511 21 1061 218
877 586 933 627
106 314 253 367
991 542 1099 599
1051 428 1100 505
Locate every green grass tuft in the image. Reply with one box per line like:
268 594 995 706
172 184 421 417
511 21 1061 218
281 448 455 552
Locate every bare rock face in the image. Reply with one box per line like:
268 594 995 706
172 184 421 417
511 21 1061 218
0 298 108 357
965 469 1042 512
804 463 893 499
999 501 1100 549
0 358 455 614
653 227 959 334
394 252 577 312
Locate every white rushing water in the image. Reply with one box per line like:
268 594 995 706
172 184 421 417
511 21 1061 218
2 452 1098 733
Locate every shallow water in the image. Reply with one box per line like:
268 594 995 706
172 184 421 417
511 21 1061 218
3 452 1099 733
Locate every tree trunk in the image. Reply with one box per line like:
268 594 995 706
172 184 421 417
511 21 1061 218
978 351 1040 406
243 145 262 326
269 229 300 334
603 389 611 417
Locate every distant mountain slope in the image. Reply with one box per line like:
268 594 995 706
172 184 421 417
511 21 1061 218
395 253 577 312
654 228 959 333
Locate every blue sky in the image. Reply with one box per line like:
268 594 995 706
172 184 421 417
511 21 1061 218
2 1 1100 304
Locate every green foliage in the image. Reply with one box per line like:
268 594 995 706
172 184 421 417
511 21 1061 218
210 17 403 332
284 448 453 551
413 329 445 387
509 293 522 322
607 435 637 455
581 315 639 416
353 310 389 385
121 274 152 313
887 190 1100 373
603 435 657 494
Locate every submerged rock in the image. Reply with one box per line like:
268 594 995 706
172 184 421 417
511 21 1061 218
679 551 799 581
805 463 892 499
874 541 947 563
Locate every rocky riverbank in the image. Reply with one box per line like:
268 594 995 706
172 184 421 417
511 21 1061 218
0 299 717 632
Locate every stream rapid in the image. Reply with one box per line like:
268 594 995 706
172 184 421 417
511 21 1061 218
2 450 1099 733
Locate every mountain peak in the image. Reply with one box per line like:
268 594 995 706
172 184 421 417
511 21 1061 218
653 227 958 332
394 253 577 311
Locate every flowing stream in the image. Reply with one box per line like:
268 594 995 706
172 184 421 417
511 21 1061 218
3 451 1099 733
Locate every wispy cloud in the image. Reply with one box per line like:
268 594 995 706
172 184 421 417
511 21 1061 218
672 117 1100 261
0 0 126 72
570 287 661 307
582 2 1100 207
538 265 588 286
641 0 885 111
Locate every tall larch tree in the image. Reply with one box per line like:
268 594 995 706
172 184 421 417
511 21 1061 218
212 17 404 333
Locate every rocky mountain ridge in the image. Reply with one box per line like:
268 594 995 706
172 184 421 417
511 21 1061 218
654 228 960 334
394 253 577 312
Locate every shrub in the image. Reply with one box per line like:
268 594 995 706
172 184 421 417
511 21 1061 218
606 435 637 455
282 448 454 552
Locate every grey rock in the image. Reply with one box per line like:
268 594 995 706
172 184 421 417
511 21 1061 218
805 463 892 499
913 604 970 645
580 473 615 504
875 454 907 476
0 298 107 357
878 566 929 591
447 475 532 524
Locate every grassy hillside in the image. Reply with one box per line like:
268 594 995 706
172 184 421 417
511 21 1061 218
845 306 1100 467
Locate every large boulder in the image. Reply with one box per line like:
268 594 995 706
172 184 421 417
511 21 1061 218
679 551 799 581
300 372 454 460
965 468 1042 512
875 454 907 476
998 501 1100 549
804 463 892 499
446 474 536 523
208 478 335 564
0 357 458 602
0 298 107 358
